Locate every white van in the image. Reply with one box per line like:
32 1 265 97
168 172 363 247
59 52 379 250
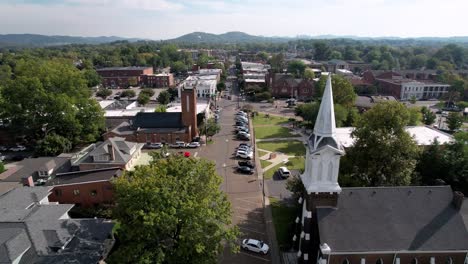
278 167 291 178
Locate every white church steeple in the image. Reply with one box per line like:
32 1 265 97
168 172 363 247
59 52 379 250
301 74 344 194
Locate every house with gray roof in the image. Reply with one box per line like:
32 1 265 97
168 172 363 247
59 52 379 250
0 187 114 264
75 137 143 171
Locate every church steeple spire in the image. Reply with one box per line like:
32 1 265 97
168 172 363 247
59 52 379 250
301 74 344 195
313 75 336 138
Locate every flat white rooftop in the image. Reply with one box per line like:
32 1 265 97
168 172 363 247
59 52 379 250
99 100 115 109
166 102 209 114
335 126 453 147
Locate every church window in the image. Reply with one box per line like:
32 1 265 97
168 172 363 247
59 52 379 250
342 258 350 264
317 163 323 181
328 162 334 181
376 259 383 264
411 258 418 264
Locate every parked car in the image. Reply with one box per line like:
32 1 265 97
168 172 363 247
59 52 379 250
278 166 291 178
241 239 269 255
237 145 252 151
235 121 248 127
238 131 251 138
236 127 249 133
169 141 186 148
147 142 163 149
187 142 200 148
237 151 253 160
0 146 7 151
235 116 248 122
237 134 251 141
239 143 252 148
238 160 255 169
237 166 254 175
10 145 26 152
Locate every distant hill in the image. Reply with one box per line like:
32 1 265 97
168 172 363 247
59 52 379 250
169 31 290 44
169 31 468 45
0 34 141 47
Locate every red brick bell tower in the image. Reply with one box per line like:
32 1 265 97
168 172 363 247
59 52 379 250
181 85 198 140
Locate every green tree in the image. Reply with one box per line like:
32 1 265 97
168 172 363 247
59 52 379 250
171 61 188 74
111 156 238 263
408 107 422 126
121 90 136 98
0 58 104 145
0 162 5 173
287 60 307 77
446 112 463 131
313 41 331 60
216 82 226 92
409 95 417 104
128 77 138 87
316 75 357 107
341 101 420 186
421 107 436 125
137 93 150 106
268 53 285 73
140 88 155 97
96 88 112 99
82 69 102 87
330 51 343 60
303 68 315 80
199 118 220 139
155 105 167 112
36 133 72 156
157 90 171 105
167 88 178 101
285 176 305 200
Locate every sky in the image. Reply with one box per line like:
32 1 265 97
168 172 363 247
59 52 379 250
0 0 467 39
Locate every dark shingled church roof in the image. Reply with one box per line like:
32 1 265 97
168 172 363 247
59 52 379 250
132 112 184 128
316 186 468 252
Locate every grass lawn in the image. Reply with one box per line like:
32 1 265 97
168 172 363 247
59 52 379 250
258 149 269 157
254 126 298 139
260 159 272 169
252 114 290 126
257 140 306 156
263 156 305 179
269 197 297 249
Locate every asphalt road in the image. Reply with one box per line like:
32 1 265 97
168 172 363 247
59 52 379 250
198 87 271 263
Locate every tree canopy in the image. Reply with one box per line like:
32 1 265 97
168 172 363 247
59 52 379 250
0 58 105 145
340 101 420 186
157 90 171 105
111 156 238 264
316 75 357 107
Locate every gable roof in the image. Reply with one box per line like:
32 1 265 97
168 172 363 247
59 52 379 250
0 158 71 183
78 137 143 165
0 187 114 263
316 186 468 252
48 168 122 186
133 112 184 128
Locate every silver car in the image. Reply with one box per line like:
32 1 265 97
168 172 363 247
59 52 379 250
241 239 269 254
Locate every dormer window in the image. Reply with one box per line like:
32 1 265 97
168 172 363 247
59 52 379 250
93 155 109 162
38 171 49 177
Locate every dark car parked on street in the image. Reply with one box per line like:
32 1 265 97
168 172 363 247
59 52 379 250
237 166 254 175
238 160 255 169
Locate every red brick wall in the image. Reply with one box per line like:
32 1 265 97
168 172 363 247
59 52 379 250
376 80 402 99
181 88 198 140
49 181 115 207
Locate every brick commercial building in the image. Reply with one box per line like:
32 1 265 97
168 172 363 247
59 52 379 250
104 86 199 144
363 71 450 100
140 73 175 88
47 167 122 207
294 76 468 264
97 66 153 88
268 73 314 100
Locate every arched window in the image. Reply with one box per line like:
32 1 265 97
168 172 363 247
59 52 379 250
342 258 350 264
376 259 383 264
328 162 334 181
446 257 453 264
411 258 418 264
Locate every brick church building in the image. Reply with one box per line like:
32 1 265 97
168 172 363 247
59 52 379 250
104 86 198 144
294 75 468 264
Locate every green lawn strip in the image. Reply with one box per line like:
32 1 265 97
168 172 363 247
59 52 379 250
260 159 272 169
269 197 297 249
258 149 269 157
252 114 290 126
256 140 306 156
263 156 305 179
254 126 298 139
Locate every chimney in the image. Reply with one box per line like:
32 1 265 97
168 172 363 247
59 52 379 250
453 191 464 210
181 86 198 140
22 176 34 187
107 143 115 161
